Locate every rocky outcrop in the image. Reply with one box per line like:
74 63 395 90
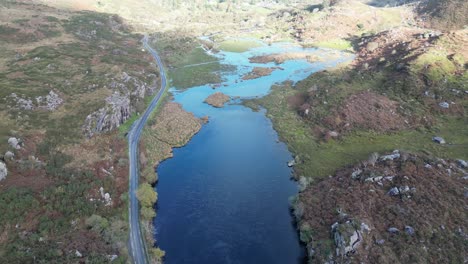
83 92 131 138
8 93 33 110
8 91 63 111
35 90 63 110
0 161 7 181
83 72 158 137
331 220 365 257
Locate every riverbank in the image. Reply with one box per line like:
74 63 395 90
139 100 205 262
245 12 467 264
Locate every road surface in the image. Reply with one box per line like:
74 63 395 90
128 35 167 264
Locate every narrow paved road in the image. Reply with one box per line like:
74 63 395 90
128 35 167 264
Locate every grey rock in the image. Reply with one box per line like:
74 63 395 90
4 151 14 160
9 93 34 110
387 187 400 196
432 137 446 144
380 150 400 161
388 227 400 234
287 159 296 167
351 169 362 179
457 159 467 168
332 221 362 257
0 162 7 181
83 92 131 138
376 239 385 245
312 8 320 13
8 137 21 149
36 90 63 111
439 102 450 109
405 226 415 236
361 223 371 232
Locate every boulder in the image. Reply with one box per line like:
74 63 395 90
0 162 7 181
388 227 400 234
439 102 450 109
4 151 14 160
457 159 467 168
8 137 21 149
380 150 400 161
432 137 446 144
405 226 415 236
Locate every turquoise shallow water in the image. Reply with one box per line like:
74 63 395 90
153 42 352 264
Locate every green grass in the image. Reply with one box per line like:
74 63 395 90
217 39 262 53
167 46 223 88
251 76 468 180
311 39 353 51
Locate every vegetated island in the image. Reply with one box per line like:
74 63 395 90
249 52 324 64
241 67 281 80
204 92 231 107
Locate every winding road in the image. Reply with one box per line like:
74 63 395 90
128 35 167 264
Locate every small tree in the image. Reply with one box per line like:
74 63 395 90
136 183 157 207
141 206 156 220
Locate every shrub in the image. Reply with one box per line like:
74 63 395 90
136 183 157 207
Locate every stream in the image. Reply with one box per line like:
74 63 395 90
153 40 351 264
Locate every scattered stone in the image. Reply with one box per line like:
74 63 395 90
376 239 385 245
288 159 296 167
439 102 450 109
75 250 83 258
204 92 230 108
312 8 320 13
424 164 432 169
432 137 446 144
107 255 118 261
405 226 415 236
9 93 33 110
8 137 21 149
361 223 371 232
388 227 400 234
0 162 7 181
35 90 63 110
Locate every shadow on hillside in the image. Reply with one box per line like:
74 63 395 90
365 0 418 7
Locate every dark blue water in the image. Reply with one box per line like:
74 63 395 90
153 41 352 264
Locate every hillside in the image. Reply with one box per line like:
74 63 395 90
0 1 160 262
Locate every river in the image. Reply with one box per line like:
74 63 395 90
153 40 351 264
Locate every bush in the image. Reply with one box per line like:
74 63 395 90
141 206 156 220
85 214 109 233
136 183 157 207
